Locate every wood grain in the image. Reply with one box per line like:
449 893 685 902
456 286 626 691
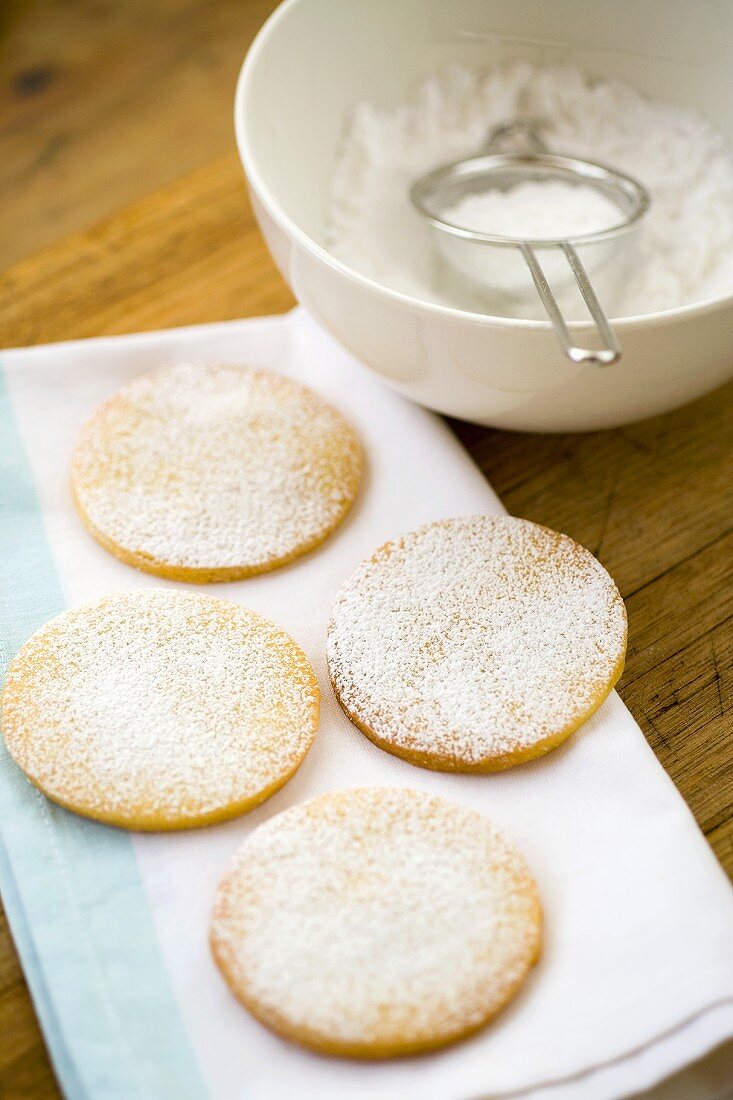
0 0 277 267
1 1 731 1096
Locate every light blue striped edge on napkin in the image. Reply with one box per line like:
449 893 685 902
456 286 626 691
0 367 209 1100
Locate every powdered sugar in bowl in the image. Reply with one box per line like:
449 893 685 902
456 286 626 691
410 119 651 366
235 0 733 431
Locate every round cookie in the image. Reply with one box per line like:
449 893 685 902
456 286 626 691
71 362 362 582
327 515 627 772
1 590 319 830
210 787 541 1058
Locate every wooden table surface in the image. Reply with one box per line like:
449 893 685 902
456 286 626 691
1 2 732 1096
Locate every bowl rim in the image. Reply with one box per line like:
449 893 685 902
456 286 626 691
234 0 733 334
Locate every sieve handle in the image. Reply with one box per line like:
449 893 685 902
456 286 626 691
519 241 621 367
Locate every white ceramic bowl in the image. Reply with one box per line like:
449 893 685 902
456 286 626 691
235 0 733 431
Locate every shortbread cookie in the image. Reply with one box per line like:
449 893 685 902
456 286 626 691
71 363 362 582
328 515 627 772
1 590 319 830
210 787 541 1058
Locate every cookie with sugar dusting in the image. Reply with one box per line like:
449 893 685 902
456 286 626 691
327 515 627 772
1 590 319 830
71 362 362 582
210 786 541 1058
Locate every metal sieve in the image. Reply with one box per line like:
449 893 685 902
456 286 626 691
410 120 651 366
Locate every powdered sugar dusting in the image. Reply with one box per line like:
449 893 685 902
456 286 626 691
327 516 627 768
72 362 362 579
1 590 319 828
210 787 541 1055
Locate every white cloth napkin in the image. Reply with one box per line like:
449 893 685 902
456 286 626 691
2 308 732 1100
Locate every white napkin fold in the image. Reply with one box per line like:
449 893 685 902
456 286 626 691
3 308 732 1100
